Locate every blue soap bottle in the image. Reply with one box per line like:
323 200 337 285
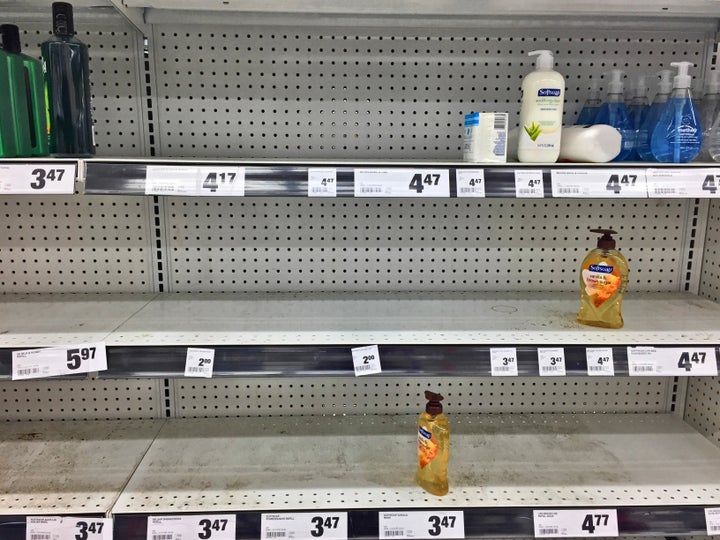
626 74 649 161
637 70 673 162
576 80 602 125
594 69 634 161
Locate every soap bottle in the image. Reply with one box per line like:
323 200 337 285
697 70 720 161
577 229 629 329
594 69 634 161
575 80 602 125
1 24 49 157
416 391 449 496
0 25 32 157
41 2 95 156
517 50 565 163
626 74 650 160
650 62 702 163
637 70 673 162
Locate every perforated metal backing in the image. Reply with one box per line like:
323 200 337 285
685 376 720 448
152 25 708 159
165 198 689 292
700 200 720 302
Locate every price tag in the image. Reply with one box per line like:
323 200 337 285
145 165 245 196
514 170 544 198
647 168 720 198
27 516 113 540
456 169 486 198
379 511 465 539
261 512 347 540
12 342 107 380
538 347 566 376
585 347 615 376
706 507 720 535
354 168 450 197
308 168 337 197
551 169 647 198
627 346 718 376
147 515 236 540
351 345 382 376
533 509 618 537
184 347 215 378
490 347 518 376
0 163 76 194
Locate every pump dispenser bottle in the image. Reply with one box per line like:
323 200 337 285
627 74 650 160
637 70 673 162
697 70 720 161
576 80 602 125
594 70 634 161
416 391 449 496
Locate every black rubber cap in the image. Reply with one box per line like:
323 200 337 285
52 2 75 37
0 24 22 54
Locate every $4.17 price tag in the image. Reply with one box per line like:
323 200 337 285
533 509 619 538
354 168 450 197
647 168 720 198
184 347 215 378
490 347 518 377
147 515 236 540
551 169 647 198
706 507 720 535
145 165 245 196
456 169 486 198
627 346 718 376
585 347 615 376
379 511 465 539
12 342 107 380
27 516 113 540
0 163 76 194
514 170 544 198
308 168 337 197
538 347 566 376
351 345 382 376
261 512 348 540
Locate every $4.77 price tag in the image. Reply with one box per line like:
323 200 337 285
145 165 245 196
351 345 382 376
27 516 113 540
12 342 107 380
533 509 619 537
147 514 236 540
551 169 647 198
184 348 215 378
0 163 76 194
379 511 465 539
261 512 348 540
354 168 450 197
627 346 718 376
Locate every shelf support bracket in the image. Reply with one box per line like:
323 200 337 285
107 0 149 36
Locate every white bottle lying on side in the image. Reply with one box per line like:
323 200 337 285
507 124 622 163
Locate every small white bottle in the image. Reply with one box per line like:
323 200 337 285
517 50 565 163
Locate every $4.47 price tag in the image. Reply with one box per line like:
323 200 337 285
12 342 107 380
533 509 619 537
0 163 76 194
551 169 647 198
261 512 348 540
27 516 113 540
456 169 486 198
351 345 382 376
514 170 544 198
354 168 450 197
184 348 215 378
585 347 615 376
647 168 720 198
627 346 718 376
379 511 465 539
308 168 337 197
147 515 236 540
145 165 245 196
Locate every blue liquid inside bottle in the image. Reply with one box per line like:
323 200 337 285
594 102 634 161
650 90 702 163
576 105 600 125
637 101 667 161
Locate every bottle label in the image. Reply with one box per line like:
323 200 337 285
418 426 438 469
518 87 563 152
582 260 621 307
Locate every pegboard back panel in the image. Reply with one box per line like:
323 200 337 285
700 200 720 302
165 198 688 293
173 376 672 418
685 376 720 448
151 24 709 159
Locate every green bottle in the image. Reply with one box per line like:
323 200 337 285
0 24 49 157
41 2 95 156
0 45 17 158
0 25 32 157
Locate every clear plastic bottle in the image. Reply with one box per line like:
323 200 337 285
637 70 673 162
697 71 720 161
575 80 602 125
416 391 449 496
594 69 634 161
626 75 650 161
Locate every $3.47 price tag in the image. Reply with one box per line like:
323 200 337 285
147 515 236 540
351 345 382 376
0 163 76 194
27 516 113 540
308 168 337 197
354 168 450 197
627 346 718 376
538 347 566 376
551 169 647 198
12 342 107 380
533 509 619 537
647 168 720 198
490 347 518 376
261 512 347 540
184 348 215 378
379 511 465 539
145 165 245 196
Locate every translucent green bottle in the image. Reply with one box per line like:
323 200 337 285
0 26 32 157
41 2 95 156
0 47 18 158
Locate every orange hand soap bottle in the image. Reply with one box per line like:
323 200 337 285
415 390 449 496
577 228 629 329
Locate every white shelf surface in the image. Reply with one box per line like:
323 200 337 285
113 413 720 514
0 419 164 515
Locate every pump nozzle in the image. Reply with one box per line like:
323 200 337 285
587 79 601 100
656 69 673 95
590 228 618 250
529 49 554 71
424 391 444 415
604 69 626 95
670 61 694 89
630 74 648 98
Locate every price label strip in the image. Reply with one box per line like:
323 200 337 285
147 514 236 540
647 168 720 198
0 162 76 194
12 342 107 380
514 170 544 198
379 511 465 539
261 512 347 540
490 347 518 376
533 509 619 538
585 347 615 376
627 346 718 376
184 347 215 378
551 169 647 198
706 507 720 535
145 165 245 196
354 168 450 197
308 168 337 197
27 516 113 540
538 347 566 376
456 169 486 198
351 345 382 376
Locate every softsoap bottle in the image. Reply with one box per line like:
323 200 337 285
577 229 629 329
416 391 449 496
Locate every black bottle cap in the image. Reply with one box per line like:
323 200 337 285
0 24 22 54
52 2 75 37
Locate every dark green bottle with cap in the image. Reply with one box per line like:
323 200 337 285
41 1 95 156
0 25 32 157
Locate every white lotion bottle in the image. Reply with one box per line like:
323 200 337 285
517 50 565 163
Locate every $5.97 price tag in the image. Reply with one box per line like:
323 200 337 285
627 346 718 376
145 165 245 196
379 511 465 539
533 509 619 537
27 516 113 540
147 514 236 540
0 163 76 194
12 342 107 380
261 512 348 540
354 168 450 197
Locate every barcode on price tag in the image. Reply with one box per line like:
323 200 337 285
647 168 720 198
551 169 647 198
456 169 486 198
0 163 76 194
147 515 235 540
351 345 382 376
13 342 107 380
490 347 518 376
628 346 718 376
354 168 450 197
586 347 615 376
261 513 347 540
706 507 720 535
379 511 465 539
145 165 245 196
308 168 337 197
533 509 618 537
514 170 544 198
538 347 566 376
27 516 113 540
184 348 215 378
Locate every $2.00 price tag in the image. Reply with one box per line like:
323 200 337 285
351 345 382 376
456 169 486 198
184 348 215 378
308 168 337 197
261 512 348 540
706 507 720 535
514 170 544 198
533 509 619 537
490 347 518 376
147 514 236 540
627 346 718 376
537 347 566 376
585 347 615 376
551 169 647 198
647 168 720 198
0 163 76 194
379 511 465 539
12 342 107 380
145 165 245 196
354 168 450 197
27 516 113 540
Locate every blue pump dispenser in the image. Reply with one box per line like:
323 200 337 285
594 69 634 161
576 80 602 125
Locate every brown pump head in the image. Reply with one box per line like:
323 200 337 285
424 390 444 414
590 228 617 250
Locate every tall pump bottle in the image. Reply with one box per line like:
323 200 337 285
575 80 602 125
594 69 634 161
697 70 720 161
637 70 673 162
416 391 449 496
627 74 650 160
